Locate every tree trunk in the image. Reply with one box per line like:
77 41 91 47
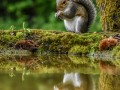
97 0 120 32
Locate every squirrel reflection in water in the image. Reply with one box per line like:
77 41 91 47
54 73 94 90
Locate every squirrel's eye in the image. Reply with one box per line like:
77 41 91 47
62 1 66 4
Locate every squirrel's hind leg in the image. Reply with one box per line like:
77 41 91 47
75 17 88 33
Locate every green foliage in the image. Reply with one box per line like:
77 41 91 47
39 12 65 31
90 13 102 32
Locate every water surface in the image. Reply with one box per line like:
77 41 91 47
0 55 120 90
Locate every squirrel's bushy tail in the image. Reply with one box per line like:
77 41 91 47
73 0 96 28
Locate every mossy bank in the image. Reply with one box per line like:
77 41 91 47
0 30 120 57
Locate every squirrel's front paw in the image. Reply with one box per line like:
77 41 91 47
55 11 64 19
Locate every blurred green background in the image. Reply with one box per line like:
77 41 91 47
0 0 101 32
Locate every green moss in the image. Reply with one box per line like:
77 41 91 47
16 32 24 38
112 59 120 68
38 31 100 54
116 52 120 57
97 0 120 32
112 46 120 57
0 30 113 55
68 45 90 55
99 73 120 90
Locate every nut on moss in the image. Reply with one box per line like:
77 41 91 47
15 40 39 53
99 37 118 51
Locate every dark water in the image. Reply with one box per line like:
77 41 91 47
0 55 120 90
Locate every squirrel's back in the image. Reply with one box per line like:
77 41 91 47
73 0 96 28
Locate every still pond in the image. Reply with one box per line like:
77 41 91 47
0 54 120 90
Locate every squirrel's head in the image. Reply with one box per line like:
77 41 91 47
56 0 69 11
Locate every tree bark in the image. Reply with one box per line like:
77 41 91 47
97 0 120 32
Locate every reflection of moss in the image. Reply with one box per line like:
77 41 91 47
68 55 99 68
0 56 22 71
0 55 99 74
68 55 89 64
99 73 120 90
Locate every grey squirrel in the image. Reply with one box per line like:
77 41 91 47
55 0 96 33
